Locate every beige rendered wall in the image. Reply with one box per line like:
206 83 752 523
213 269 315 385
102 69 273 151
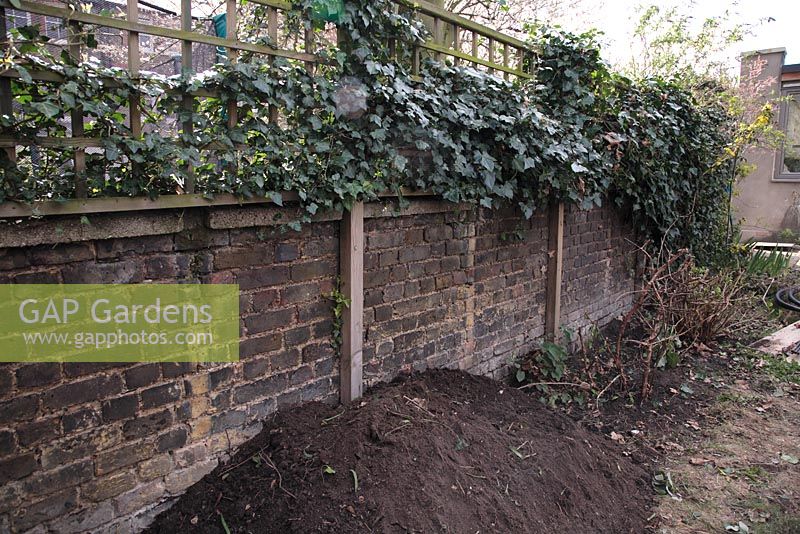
734 49 800 241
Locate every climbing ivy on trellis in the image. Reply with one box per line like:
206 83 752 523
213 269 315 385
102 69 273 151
0 0 735 261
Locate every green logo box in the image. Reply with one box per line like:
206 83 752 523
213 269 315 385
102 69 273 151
0 284 240 363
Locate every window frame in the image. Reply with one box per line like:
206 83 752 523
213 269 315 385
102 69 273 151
774 88 800 181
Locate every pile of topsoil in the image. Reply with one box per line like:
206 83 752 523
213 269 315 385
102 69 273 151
148 370 652 533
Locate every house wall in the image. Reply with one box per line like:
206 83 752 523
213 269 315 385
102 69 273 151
734 48 800 240
0 199 635 533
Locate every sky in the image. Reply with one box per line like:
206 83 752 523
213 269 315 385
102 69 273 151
576 0 800 69
152 0 799 68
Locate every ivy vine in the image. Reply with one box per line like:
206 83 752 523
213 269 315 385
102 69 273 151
0 0 735 261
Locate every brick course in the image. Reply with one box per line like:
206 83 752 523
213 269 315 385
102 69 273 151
0 200 634 533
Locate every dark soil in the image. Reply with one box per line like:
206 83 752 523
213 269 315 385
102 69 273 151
148 370 652 534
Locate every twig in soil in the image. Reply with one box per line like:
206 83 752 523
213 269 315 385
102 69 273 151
516 381 585 390
595 374 620 409
385 421 412 435
259 452 297 500
321 409 346 425
219 447 266 478
403 395 437 418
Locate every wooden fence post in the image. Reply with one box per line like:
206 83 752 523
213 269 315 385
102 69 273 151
545 201 564 341
340 202 364 403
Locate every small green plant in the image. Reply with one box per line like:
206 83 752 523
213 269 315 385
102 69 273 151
743 246 791 277
777 228 798 242
350 469 359 492
327 281 351 353
322 465 336 475
512 336 587 406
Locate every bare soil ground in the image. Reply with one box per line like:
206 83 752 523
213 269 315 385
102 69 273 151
147 370 652 533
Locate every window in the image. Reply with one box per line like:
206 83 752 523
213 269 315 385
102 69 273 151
777 91 800 179
44 16 67 42
7 10 31 30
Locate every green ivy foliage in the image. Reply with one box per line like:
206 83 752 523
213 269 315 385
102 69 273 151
0 0 735 260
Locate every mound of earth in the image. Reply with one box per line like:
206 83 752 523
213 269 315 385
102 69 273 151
147 370 652 533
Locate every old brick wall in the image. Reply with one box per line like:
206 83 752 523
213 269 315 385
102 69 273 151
0 200 634 533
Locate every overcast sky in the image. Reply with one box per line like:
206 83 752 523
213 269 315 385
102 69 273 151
155 0 799 68
574 0 800 68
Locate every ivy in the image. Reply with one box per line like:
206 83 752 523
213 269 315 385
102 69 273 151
0 0 735 261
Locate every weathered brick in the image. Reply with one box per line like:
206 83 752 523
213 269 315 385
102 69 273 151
290 365 313 386
245 308 294 335
162 362 197 379
275 243 299 262
0 430 15 457
183 374 210 396
43 375 122 410
62 261 143 284
15 363 61 389
60 363 116 380
0 367 11 398
17 417 61 447
61 408 101 434
189 416 212 440
0 248 28 270
41 427 123 469
209 367 235 389
21 460 94 498
243 358 269 380
113 480 166 516
156 427 188 453
236 266 289 290
95 441 153 476
251 288 280 310
54 502 115 533
211 409 247 433
213 245 273 270
29 243 94 265
122 408 173 440
83 470 138 501
302 342 335 364
284 326 311 346
95 235 174 259
138 454 173 481
271 349 301 372
240 333 282 358
281 282 319 304
232 374 286 404
177 396 209 421
141 382 182 409
100 394 137 424
12 488 78 532
290 259 334 281
124 364 161 389
0 394 38 424
14 269 61 283
164 460 217 494
0 453 37 484
175 225 229 251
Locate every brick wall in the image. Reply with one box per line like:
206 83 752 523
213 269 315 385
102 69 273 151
0 199 634 533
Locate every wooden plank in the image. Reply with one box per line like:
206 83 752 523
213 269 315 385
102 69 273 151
267 6 278 124
545 201 565 341
339 201 364 403
0 0 320 64
0 189 433 218
127 0 141 136
487 37 495 75
419 42 533 78
68 21 87 198
181 0 194 194
452 23 460 66
226 0 239 128
503 43 509 80
0 7 15 164
392 0 531 50
432 16 442 61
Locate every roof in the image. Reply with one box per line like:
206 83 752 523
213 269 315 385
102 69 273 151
784 64 800 74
